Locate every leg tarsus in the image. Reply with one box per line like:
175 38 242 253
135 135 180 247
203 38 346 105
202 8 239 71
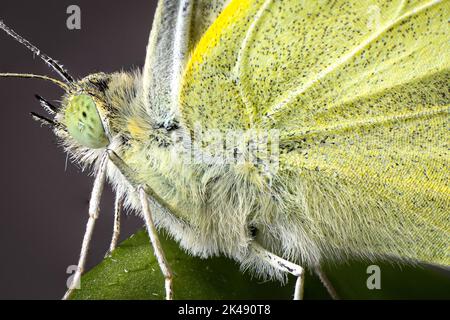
139 187 173 300
105 192 124 257
294 272 305 300
314 265 339 300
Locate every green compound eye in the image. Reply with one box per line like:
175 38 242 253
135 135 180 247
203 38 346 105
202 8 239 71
65 94 109 149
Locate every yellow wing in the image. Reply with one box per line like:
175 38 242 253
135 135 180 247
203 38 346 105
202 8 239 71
180 0 450 265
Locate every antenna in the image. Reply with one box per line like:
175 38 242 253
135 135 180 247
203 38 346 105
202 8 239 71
0 20 75 84
0 72 69 91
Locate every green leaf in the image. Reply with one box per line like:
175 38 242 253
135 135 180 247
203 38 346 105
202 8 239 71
71 229 450 300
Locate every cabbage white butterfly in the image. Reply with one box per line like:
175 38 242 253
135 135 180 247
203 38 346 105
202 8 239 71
0 0 448 301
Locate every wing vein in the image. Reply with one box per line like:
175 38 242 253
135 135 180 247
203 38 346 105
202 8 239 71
281 104 449 142
264 0 443 119
235 0 273 127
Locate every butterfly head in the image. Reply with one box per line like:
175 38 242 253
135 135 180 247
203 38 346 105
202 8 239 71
23 71 115 153
0 22 116 151
56 73 113 150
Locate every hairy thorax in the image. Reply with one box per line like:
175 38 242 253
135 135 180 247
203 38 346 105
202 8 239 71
85 72 325 273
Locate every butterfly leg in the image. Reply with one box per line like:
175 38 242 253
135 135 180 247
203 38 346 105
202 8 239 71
105 192 123 256
106 150 173 299
138 187 173 300
314 266 339 300
62 153 108 300
251 242 304 300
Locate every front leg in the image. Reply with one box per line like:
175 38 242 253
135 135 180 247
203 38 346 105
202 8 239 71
62 153 108 300
139 187 173 300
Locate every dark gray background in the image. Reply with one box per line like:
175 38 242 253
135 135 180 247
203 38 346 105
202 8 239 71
0 0 157 299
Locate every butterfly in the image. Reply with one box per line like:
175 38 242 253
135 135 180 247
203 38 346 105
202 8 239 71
0 0 448 300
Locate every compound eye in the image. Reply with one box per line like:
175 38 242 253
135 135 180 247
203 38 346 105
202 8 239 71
64 94 109 149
